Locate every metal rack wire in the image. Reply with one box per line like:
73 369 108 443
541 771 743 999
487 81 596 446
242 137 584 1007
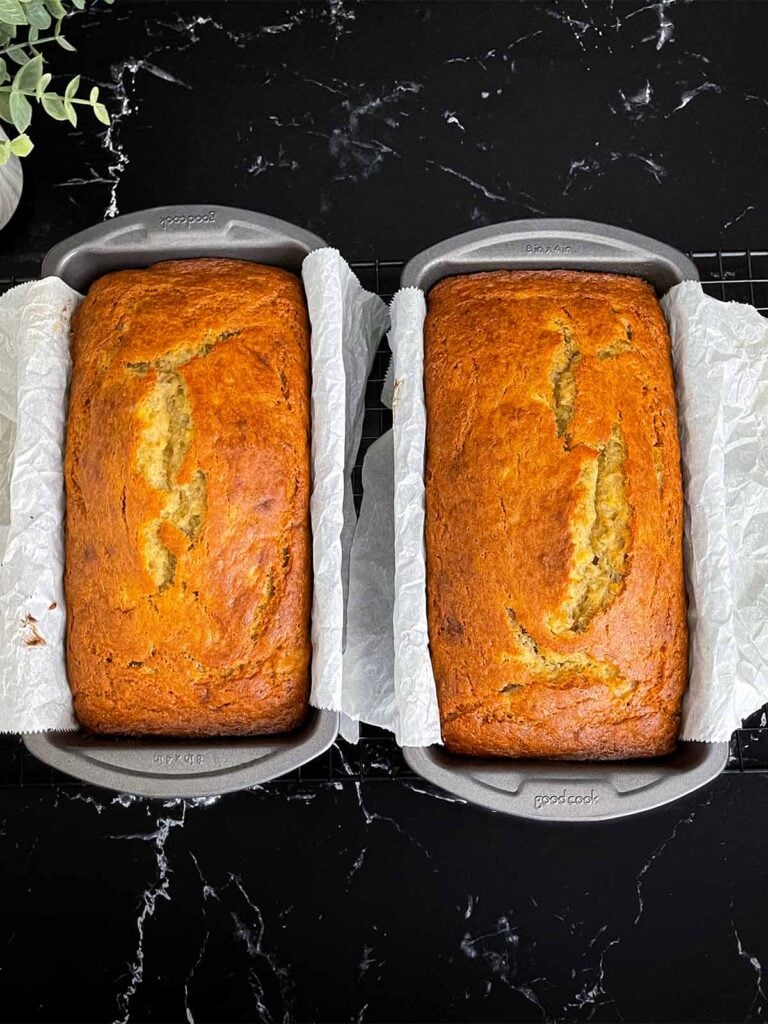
693 250 768 312
1 251 767 789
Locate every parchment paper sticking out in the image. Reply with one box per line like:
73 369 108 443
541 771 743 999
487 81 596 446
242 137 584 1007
663 282 768 740
0 279 80 733
343 289 441 747
304 249 389 714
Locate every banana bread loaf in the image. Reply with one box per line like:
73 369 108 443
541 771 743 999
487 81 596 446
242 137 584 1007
65 258 311 736
424 269 687 759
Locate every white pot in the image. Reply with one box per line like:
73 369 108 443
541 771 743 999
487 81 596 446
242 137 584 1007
0 126 23 231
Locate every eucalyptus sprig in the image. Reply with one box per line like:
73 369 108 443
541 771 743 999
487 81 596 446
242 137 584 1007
0 0 112 164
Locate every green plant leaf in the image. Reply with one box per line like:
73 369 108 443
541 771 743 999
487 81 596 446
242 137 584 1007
9 131 31 157
0 0 26 27
9 88 30 130
27 23 37 43
89 84 98 102
63 73 78 99
53 16 74 49
93 100 108 125
71 0 84 8
43 0 66 17
23 1 51 29
34 69 49 96
6 44 27 64
40 89 66 119
12 52 42 91
0 90 12 122
0 138 11 164
9 131 32 155
0 22 16 47
0 58 7 84
62 99 76 124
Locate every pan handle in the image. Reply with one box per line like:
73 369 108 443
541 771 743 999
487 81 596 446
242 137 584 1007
401 218 699 295
403 741 729 822
42 204 327 291
23 709 339 799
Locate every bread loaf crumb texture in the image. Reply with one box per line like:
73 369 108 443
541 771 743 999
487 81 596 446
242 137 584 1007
425 270 687 759
65 259 312 736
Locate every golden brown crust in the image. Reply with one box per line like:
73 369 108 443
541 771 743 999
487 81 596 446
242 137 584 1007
65 258 312 736
424 270 687 760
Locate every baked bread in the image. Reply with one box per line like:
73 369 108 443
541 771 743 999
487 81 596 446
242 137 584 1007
65 258 311 736
425 270 687 759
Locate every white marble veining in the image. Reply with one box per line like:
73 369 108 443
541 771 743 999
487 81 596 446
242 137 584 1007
564 150 666 196
626 0 676 50
460 916 547 1018
230 874 293 1021
634 794 714 925
443 111 466 132
102 60 136 219
427 161 505 202
563 935 622 1019
723 205 756 232
247 150 301 176
316 82 422 181
672 80 722 113
614 80 654 120
542 6 593 53
114 806 188 1024
187 852 294 1021
182 928 209 1024
353 780 433 860
732 920 767 1020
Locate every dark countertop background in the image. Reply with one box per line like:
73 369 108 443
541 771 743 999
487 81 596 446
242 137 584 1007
3 2 768 1022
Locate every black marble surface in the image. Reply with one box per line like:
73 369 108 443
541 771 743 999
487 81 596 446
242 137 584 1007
3 2 768 1022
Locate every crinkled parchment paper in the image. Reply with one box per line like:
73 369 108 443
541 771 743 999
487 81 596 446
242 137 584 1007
0 279 80 732
341 431 397 732
304 249 389 719
663 282 768 740
343 288 441 746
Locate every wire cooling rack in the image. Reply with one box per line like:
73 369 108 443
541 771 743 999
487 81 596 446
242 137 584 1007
2 251 768 790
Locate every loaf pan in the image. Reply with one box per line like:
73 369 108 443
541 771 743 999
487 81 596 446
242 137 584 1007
24 204 338 799
401 218 729 822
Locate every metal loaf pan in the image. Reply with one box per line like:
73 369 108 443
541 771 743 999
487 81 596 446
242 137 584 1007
25 204 338 799
401 218 729 822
